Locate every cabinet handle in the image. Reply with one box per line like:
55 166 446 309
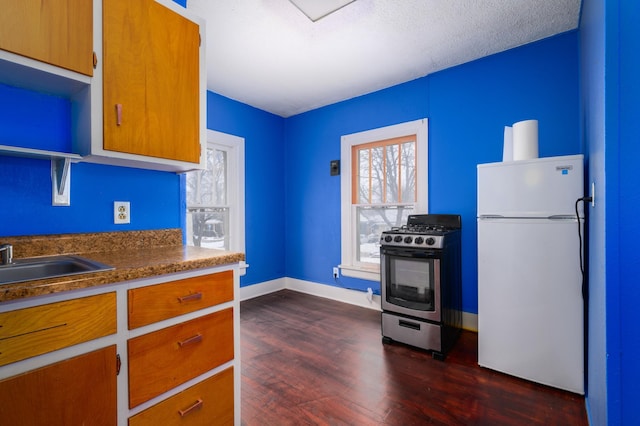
178 333 202 348
178 398 203 417
115 104 122 126
177 292 203 303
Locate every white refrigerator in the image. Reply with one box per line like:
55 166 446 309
477 154 584 394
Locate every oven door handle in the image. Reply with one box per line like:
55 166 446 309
381 249 437 259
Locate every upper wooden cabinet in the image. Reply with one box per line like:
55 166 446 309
102 0 201 164
0 0 206 172
0 0 94 76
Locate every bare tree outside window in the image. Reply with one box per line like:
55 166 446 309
354 137 416 264
186 147 230 249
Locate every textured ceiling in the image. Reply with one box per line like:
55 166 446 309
187 0 581 118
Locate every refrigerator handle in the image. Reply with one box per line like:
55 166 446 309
547 215 578 220
479 215 505 219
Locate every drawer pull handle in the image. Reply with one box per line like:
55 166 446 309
178 333 202 348
178 398 203 417
177 292 203 303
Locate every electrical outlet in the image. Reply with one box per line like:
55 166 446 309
333 267 339 278
114 201 130 224
591 182 596 207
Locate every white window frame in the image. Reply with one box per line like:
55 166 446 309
339 118 428 281
186 129 247 275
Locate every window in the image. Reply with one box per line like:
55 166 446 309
340 119 428 281
185 129 246 271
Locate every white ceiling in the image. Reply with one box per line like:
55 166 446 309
186 0 582 118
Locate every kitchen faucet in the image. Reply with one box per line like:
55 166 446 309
0 244 13 265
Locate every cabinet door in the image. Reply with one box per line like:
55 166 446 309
0 345 117 425
0 0 93 76
103 0 201 163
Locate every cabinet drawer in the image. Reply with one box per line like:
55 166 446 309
129 367 234 426
0 345 117 426
128 308 234 408
0 292 117 366
128 271 233 329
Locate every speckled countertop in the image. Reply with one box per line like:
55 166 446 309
0 229 245 303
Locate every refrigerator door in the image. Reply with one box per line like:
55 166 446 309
477 155 584 218
477 217 584 394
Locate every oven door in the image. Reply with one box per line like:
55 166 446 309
380 246 441 322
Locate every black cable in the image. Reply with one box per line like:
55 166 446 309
575 197 591 299
576 195 591 391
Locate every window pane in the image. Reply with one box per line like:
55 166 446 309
385 144 399 203
358 149 370 204
356 206 413 264
185 147 229 249
401 141 415 203
371 146 384 203
210 148 227 205
186 207 229 249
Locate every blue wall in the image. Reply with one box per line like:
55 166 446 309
581 0 640 423
580 0 608 423
617 1 640 423
284 32 580 315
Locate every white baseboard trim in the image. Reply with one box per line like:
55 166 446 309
239 278 478 331
239 278 286 301
463 312 478 332
285 278 382 311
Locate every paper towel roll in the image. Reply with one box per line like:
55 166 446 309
512 119 538 161
502 126 513 162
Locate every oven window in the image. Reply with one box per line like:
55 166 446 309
387 257 435 311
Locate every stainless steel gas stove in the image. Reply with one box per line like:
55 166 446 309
379 214 462 360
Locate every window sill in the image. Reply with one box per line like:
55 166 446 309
339 265 380 282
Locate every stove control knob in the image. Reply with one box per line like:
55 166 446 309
404 236 413 244
384 235 393 243
414 237 424 245
425 237 436 246
394 235 403 243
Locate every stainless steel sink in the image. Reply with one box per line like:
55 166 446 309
0 255 114 285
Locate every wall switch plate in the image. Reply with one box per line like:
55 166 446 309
330 160 340 176
114 201 130 224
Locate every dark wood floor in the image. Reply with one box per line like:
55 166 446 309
240 290 588 426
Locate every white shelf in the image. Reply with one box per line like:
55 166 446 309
0 50 90 97
0 144 82 161
0 145 82 207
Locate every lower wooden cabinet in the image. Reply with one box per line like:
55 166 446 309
129 367 234 426
0 345 117 426
0 268 239 425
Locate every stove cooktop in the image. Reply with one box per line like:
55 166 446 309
379 214 461 249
